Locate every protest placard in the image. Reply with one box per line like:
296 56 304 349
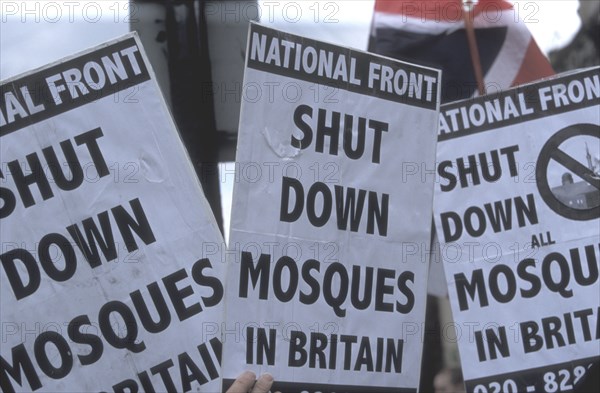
0 33 225 392
433 67 600 392
222 23 441 392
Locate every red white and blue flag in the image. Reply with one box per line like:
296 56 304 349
369 0 555 102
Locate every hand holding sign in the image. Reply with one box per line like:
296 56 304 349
226 371 281 393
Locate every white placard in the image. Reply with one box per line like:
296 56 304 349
0 33 225 392
222 23 441 392
434 67 600 392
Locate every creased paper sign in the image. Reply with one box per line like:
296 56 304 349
223 23 442 392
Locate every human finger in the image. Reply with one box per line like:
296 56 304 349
226 371 257 393
250 373 274 393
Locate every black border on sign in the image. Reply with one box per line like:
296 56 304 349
222 378 416 393
535 123 600 221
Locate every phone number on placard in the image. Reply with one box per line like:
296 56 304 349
473 364 590 393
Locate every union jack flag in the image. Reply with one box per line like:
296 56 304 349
369 0 555 103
